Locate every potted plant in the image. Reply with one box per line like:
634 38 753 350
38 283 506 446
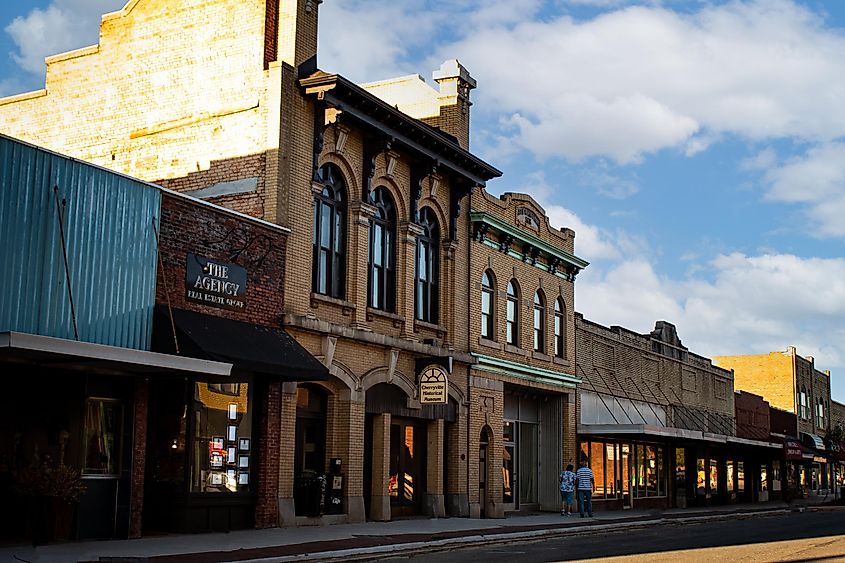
15 464 86 543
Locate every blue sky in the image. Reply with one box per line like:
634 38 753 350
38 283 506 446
2 0 845 403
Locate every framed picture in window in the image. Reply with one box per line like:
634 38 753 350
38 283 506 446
238 472 249 485
227 447 236 464
228 403 238 420
210 452 223 468
239 438 250 451
227 425 237 442
210 472 223 485
238 455 249 469
212 436 224 450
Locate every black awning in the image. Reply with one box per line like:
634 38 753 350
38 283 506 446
153 306 328 381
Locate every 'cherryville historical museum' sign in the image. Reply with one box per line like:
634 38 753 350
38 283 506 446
419 364 449 404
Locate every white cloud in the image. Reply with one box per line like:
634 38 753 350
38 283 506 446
762 142 845 237
740 147 778 171
578 251 845 400
5 1 124 76
322 1 845 164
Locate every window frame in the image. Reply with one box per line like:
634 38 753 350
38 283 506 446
481 270 495 340
367 187 397 312
312 164 346 299
554 297 566 358
506 280 520 346
533 290 546 353
415 207 440 323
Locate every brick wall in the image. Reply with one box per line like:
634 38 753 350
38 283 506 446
735 391 770 441
156 192 287 328
129 378 149 539
713 351 796 414
255 381 282 528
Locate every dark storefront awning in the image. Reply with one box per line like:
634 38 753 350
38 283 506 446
154 307 328 381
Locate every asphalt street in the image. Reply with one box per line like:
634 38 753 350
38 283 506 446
392 510 845 563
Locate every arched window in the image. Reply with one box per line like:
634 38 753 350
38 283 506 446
554 297 566 358
481 270 495 340
312 164 346 298
506 280 519 346
415 207 439 323
368 187 396 312
533 290 546 353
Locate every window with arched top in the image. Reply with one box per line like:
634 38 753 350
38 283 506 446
481 270 495 340
506 280 519 346
415 207 440 323
533 290 546 353
312 164 346 298
554 297 566 358
368 187 396 312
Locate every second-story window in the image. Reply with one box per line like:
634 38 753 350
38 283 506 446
481 270 495 339
554 297 566 358
816 398 824 428
368 187 396 312
506 280 519 346
312 164 346 299
415 207 439 323
533 290 546 353
799 388 808 420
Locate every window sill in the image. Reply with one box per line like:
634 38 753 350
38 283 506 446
532 351 551 362
478 337 502 351
367 307 405 327
553 356 570 368
503 343 527 356
414 319 447 335
310 292 355 315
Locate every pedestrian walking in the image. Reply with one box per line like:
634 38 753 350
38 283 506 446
559 463 576 516
575 460 595 518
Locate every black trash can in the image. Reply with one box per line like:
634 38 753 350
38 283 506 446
294 474 326 517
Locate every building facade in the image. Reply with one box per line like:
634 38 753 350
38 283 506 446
575 315 783 510
714 348 835 496
0 0 592 527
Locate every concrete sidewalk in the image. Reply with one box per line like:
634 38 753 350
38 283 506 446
0 502 807 563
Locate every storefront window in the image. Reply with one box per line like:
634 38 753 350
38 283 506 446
696 458 706 496
605 444 618 497
519 423 538 504
83 399 122 475
709 459 718 495
760 465 768 492
503 422 515 504
645 445 658 496
772 460 782 491
675 449 686 492
737 461 745 492
592 442 606 497
726 460 735 493
190 382 252 493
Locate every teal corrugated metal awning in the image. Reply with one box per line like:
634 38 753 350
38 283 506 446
0 135 160 350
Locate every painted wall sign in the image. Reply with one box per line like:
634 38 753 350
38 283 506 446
186 254 247 311
516 207 540 231
419 364 449 404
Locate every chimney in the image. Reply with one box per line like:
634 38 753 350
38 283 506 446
431 59 476 149
276 0 320 75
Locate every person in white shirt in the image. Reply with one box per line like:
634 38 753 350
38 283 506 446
575 460 595 518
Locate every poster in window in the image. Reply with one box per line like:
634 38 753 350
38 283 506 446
210 452 223 468
212 436 224 450
210 472 223 485
238 472 249 485
227 447 236 464
238 455 249 469
239 438 250 451
227 469 236 483
227 425 237 442
228 403 238 420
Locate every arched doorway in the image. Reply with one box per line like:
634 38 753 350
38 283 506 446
479 426 493 518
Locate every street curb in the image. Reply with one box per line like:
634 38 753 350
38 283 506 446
227 509 790 563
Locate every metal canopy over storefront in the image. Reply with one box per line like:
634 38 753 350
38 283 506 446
0 331 232 376
580 423 782 450
153 307 329 381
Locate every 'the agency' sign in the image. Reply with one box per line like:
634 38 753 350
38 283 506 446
419 364 449 404
186 254 247 311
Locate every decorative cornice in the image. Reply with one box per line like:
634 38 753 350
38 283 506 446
469 210 589 278
470 353 581 388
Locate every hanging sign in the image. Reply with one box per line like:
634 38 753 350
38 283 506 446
186 254 247 311
419 364 449 404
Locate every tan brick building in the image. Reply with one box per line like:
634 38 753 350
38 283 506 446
713 348 835 494
0 0 592 527
575 316 784 509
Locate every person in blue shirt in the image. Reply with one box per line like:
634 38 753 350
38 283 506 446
559 463 576 516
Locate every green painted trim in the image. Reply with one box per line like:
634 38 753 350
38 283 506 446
470 353 581 389
470 211 589 270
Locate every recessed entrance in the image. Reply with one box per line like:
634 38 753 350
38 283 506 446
389 418 427 516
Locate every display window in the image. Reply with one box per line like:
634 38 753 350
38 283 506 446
83 398 123 476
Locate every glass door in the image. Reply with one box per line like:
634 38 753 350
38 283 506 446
389 419 426 516
502 421 516 511
518 423 539 505
620 444 632 509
